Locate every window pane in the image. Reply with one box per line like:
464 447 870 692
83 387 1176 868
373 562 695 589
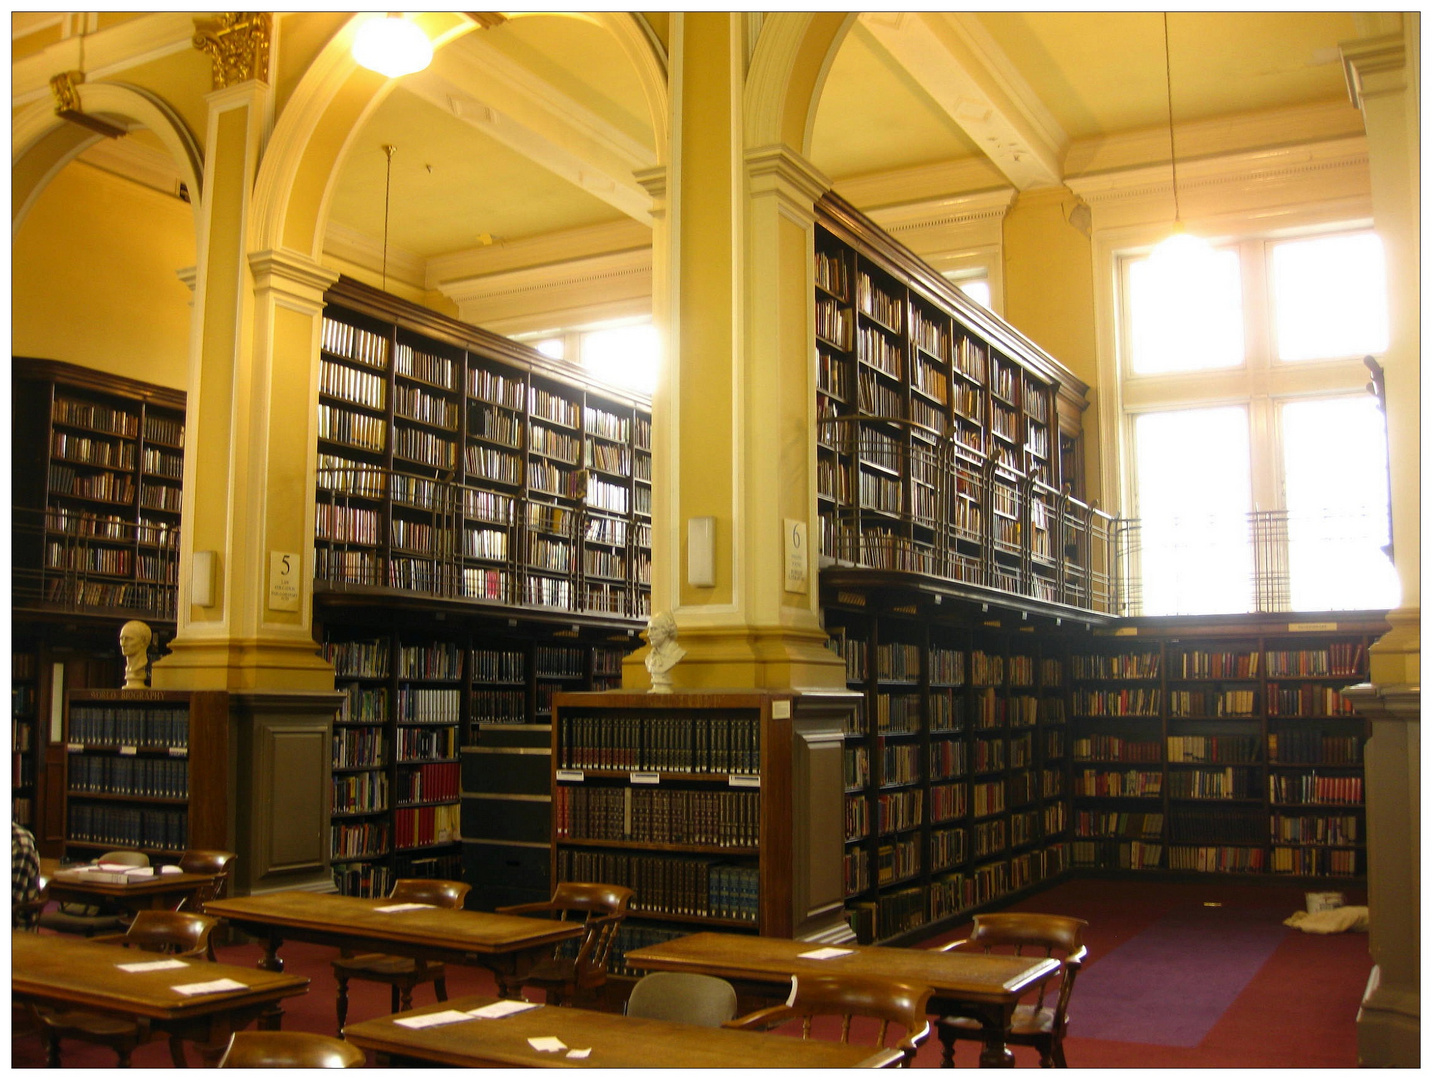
1134 407 1253 615
533 337 565 361
1128 247 1244 375
581 324 658 395
1282 397 1399 610
957 279 990 309
1271 233 1389 362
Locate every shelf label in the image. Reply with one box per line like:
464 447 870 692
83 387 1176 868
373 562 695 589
1114 627 1139 637
771 700 791 720
119 745 137 756
784 519 809 594
168 746 188 757
555 769 585 783
728 774 760 788
630 772 660 785
1288 621 1338 633
66 742 84 753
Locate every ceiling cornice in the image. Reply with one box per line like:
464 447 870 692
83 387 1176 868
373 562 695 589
831 156 1008 213
12 12 197 106
77 136 186 199
424 218 652 291
322 220 427 292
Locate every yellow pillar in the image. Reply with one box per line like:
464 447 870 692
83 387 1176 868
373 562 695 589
151 24 333 693
624 12 842 691
1341 15 1420 1068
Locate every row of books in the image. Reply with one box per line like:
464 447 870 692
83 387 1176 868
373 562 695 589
53 396 140 438
51 432 136 470
1269 846 1358 876
67 804 187 851
1167 767 1259 800
877 835 921 884
68 705 189 749
554 785 760 848
396 688 460 725
333 726 384 769
1270 773 1364 805
1073 735 1162 763
1168 845 1266 873
332 820 390 861
1166 735 1261 764
68 754 188 798
396 761 461 804
1168 805 1265 843
1267 732 1362 765
556 848 760 923
557 713 761 776
393 802 460 848
333 770 388 814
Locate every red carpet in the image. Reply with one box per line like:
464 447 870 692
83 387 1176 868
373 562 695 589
11 877 1371 1068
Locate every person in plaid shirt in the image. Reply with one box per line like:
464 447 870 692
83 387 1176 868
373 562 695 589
12 821 41 929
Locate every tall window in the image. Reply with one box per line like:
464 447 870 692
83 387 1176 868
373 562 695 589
521 320 659 396
1121 228 1396 615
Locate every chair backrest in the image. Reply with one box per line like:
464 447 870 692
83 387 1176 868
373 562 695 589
389 877 471 909
626 971 738 1027
97 850 150 867
728 973 933 1064
123 909 218 958
957 913 1088 1029
550 882 633 987
219 1031 366 1068
177 849 237 907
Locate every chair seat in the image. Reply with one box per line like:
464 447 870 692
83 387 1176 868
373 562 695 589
37 1008 143 1039
941 1003 1057 1039
520 956 580 986
332 954 441 980
37 910 127 936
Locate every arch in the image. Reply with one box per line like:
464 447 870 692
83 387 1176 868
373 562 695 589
251 12 670 263
12 81 204 235
745 12 855 155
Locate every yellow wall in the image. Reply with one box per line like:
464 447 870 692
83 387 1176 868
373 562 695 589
13 161 194 390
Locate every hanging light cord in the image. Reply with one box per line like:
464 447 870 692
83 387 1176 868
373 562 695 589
382 144 395 292
1162 13 1181 225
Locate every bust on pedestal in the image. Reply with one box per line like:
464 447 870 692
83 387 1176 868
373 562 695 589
643 611 685 693
119 620 152 690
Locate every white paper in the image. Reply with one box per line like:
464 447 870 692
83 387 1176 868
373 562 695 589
373 902 434 913
393 1010 475 1029
125 866 155 877
118 958 189 973
797 947 854 960
566 1048 591 1059
173 978 247 996
528 1036 567 1053
468 1000 541 1019
159 865 182 875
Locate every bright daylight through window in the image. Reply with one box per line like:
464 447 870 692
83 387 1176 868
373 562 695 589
1124 229 1395 615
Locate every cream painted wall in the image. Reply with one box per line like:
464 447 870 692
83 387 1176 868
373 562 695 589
13 161 194 390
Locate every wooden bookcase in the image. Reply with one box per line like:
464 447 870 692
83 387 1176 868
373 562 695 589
13 651 39 827
60 689 228 862
824 590 1073 943
550 690 855 968
12 358 186 621
314 277 651 622
814 193 1111 619
1068 614 1384 880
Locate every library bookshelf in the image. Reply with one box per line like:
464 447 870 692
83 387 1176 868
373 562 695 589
13 652 38 828
12 358 185 622
551 690 856 975
60 689 228 862
813 193 1113 619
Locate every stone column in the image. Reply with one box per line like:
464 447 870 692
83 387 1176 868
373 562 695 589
623 11 843 692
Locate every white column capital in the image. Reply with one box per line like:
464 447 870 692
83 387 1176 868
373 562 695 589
1341 33 1408 107
248 248 339 308
746 143 830 217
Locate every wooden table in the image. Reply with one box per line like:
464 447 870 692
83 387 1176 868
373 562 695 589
343 992 903 1068
12 931 308 1067
624 931 1060 1067
205 892 584 999
41 858 221 916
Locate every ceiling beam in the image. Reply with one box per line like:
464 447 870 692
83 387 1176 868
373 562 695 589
402 33 655 225
858 12 1067 191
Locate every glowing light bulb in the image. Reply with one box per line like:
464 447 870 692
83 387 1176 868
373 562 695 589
1147 222 1219 296
352 14 433 79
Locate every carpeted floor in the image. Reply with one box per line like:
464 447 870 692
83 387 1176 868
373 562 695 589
11 876 1372 1069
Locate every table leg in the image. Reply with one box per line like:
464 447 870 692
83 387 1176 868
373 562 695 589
257 931 285 973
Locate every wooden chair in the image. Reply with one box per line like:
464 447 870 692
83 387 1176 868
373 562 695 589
14 870 49 931
37 849 149 936
27 909 219 1068
219 1031 366 1068
332 877 472 1031
724 972 933 1066
174 849 237 915
934 912 1088 1068
626 971 739 1027
495 882 633 1007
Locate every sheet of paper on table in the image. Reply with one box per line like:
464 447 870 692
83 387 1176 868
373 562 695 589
468 1000 541 1019
173 978 248 996
528 1036 567 1053
393 1010 474 1029
118 958 189 973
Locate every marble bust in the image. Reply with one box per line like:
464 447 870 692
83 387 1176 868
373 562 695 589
643 610 685 693
119 620 152 690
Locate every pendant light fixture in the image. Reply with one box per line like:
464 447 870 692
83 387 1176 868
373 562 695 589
353 13 433 79
1148 12 1216 274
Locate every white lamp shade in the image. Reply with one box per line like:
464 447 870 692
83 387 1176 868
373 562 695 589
353 14 433 79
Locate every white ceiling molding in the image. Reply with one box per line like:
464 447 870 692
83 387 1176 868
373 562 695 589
1067 136 1371 233
78 137 185 199
424 218 651 290
857 12 1067 191
439 248 653 336
12 12 198 107
401 32 656 224
1064 100 1366 179
322 220 427 292
868 187 1016 269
